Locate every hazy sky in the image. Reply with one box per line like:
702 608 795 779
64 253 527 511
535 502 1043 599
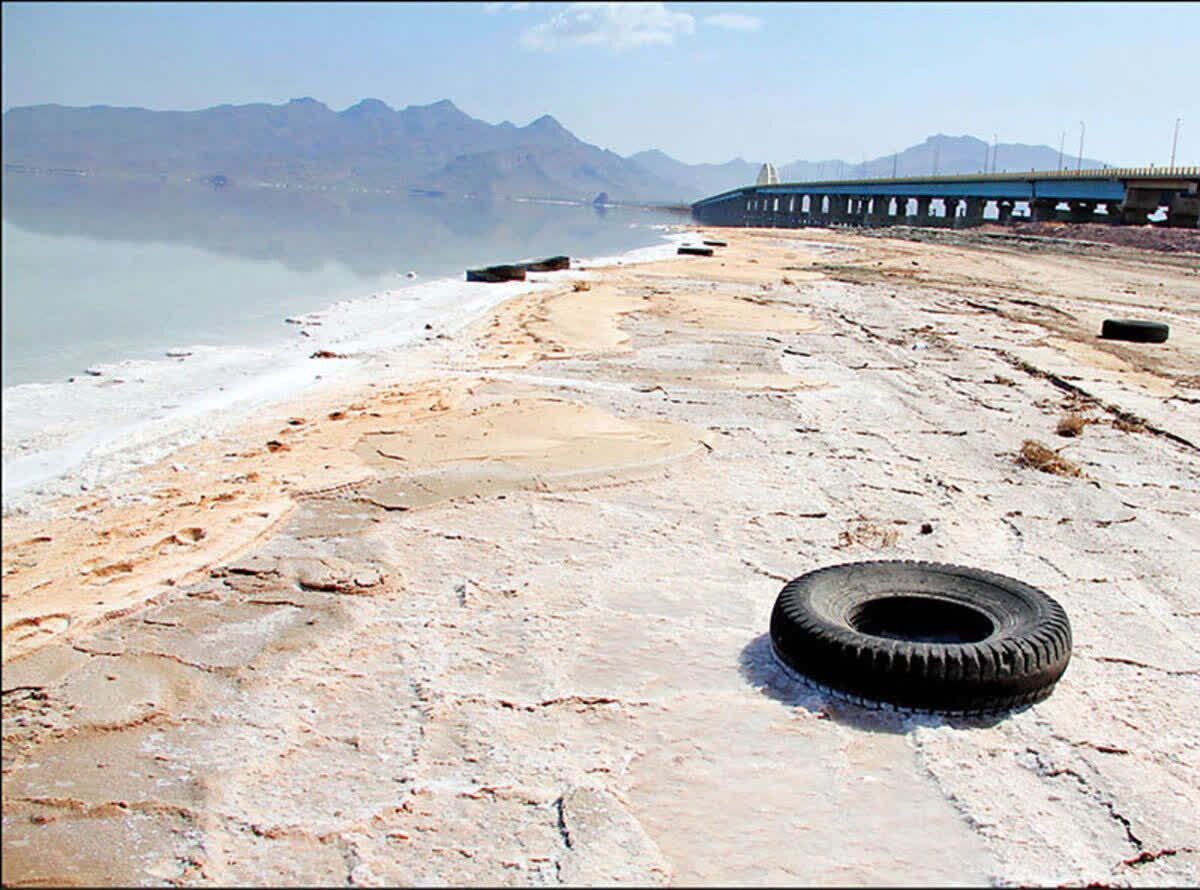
3 2 1196 167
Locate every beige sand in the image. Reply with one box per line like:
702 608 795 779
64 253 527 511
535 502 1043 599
3 225 1199 886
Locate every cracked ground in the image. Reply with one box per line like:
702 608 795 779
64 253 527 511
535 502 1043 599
3 226 1199 885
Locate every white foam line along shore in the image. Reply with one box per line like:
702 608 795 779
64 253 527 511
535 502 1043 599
0 228 688 514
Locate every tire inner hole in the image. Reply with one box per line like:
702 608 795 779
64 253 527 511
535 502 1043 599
849 596 994 644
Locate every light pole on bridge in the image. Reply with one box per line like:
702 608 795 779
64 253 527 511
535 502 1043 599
1077 121 1086 172
1171 117 1182 171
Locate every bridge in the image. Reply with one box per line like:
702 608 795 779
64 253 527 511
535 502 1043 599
690 166 1200 229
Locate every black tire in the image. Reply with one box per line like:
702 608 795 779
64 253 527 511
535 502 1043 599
1099 319 1169 343
520 256 570 272
466 264 527 283
678 246 714 257
702 239 728 247
769 560 1072 713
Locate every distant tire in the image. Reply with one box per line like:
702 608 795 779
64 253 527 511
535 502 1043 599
520 256 570 272
769 561 1072 713
678 246 714 257
466 264 527 283
1099 319 1169 343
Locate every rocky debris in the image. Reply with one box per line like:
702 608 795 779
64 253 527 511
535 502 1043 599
996 221 1200 254
880 222 1200 257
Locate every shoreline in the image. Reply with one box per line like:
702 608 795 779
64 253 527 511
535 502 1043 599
3 224 1198 885
1 226 686 516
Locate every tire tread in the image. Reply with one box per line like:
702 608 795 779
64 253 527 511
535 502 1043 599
770 560 1072 713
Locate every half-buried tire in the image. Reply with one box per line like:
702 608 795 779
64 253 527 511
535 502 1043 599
1099 319 1169 343
769 561 1072 713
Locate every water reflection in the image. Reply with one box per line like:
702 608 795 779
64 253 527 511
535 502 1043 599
2 174 677 277
2 174 681 385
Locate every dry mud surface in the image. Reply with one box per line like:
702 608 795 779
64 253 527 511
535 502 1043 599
3 226 1199 886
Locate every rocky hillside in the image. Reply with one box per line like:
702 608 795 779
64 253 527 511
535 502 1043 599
1 98 686 202
2 99 1109 203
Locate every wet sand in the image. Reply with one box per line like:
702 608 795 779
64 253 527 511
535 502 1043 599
3 226 1199 885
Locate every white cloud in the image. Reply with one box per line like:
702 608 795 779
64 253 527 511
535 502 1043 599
703 13 761 32
521 3 695 52
483 2 529 13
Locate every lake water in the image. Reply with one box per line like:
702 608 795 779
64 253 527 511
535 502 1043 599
1 175 684 508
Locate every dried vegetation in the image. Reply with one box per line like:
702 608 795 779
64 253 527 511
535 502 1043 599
1016 439 1084 477
1055 413 1088 438
837 520 900 550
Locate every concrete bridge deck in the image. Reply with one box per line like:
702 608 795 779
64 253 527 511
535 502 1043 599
691 166 1200 229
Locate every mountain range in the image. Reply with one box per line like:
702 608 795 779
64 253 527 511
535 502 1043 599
2 97 1109 203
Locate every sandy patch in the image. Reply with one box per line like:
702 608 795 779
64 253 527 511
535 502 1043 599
476 274 819 366
1044 336 1178 397
353 396 702 510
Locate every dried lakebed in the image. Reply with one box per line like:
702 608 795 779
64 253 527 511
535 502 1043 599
3 227 1199 885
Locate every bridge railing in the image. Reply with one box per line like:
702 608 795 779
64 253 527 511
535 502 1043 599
692 166 1200 208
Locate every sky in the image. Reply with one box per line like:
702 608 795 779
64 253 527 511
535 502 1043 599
2 2 1197 167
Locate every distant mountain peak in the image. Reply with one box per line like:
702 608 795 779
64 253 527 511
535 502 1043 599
925 133 984 145
287 97 327 108
411 98 461 113
342 97 392 115
526 113 567 132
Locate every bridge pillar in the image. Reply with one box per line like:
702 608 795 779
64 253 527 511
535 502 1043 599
808 194 824 222
997 200 1014 224
868 196 890 226
1167 192 1200 228
1117 188 1162 225
916 197 933 225
785 195 799 228
894 197 910 221
1068 201 1096 223
828 195 848 223
964 198 985 227
1030 198 1059 222
943 198 960 226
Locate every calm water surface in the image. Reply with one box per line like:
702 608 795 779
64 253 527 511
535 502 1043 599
2 175 682 387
